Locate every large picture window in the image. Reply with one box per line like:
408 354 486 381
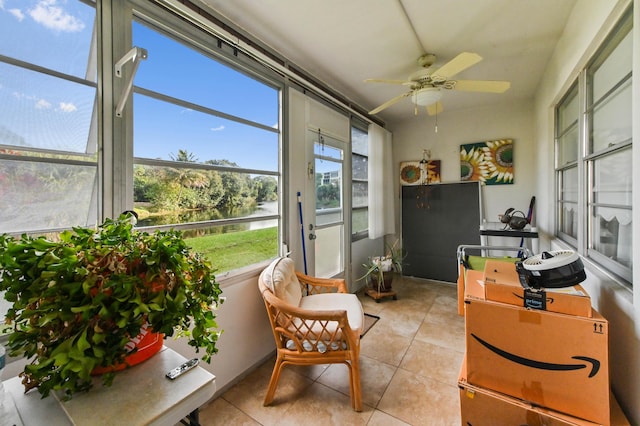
130 14 281 276
0 0 98 234
554 9 632 284
0 0 282 277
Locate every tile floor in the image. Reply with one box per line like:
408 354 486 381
197 276 464 425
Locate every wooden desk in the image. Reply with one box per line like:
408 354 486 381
4 347 215 426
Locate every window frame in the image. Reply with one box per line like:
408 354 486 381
350 122 369 241
118 1 285 278
555 83 580 246
0 0 99 236
554 8 633 285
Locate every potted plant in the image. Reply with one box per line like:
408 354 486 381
0 214 223 399
359 240 405 294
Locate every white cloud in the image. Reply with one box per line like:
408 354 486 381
58 102 77 113
29 0 85 32
9 8 24 21
210 125 225 132
35 99 52 109
0 0 5 9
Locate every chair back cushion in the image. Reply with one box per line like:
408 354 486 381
260 257 303 307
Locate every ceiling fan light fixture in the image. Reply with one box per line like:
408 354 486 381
412 87 442 106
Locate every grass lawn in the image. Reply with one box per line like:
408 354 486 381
186 226 278 274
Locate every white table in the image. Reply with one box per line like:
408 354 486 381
4 347 215 426
479 222 539 254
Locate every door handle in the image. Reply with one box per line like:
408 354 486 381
309 233 316 240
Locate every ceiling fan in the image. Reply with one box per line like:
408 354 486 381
365 52 511 115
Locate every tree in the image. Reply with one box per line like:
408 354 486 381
206 159 251 210
169 150 208 209
253 176 278 202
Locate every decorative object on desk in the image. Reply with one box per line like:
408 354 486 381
0 214 223 399
499 207 528 230
516 250 586 289
359 240 405 296
460 139 513 185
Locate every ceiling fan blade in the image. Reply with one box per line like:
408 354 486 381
431 52 482 80
451 80 511 93
427 101 444 116
369 92 412 114
364 78 408 85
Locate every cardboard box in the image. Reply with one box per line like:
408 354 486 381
483 259 592 317
457 266 484 316
459 358 629 426
465 298 609 424
464 269 485 300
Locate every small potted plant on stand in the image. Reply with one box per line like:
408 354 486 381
360 240 404 302
0 214 223 399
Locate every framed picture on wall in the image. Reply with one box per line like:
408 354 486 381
460 139 513 185
400 160 441 185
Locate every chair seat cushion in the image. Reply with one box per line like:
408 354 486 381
299 293 364 334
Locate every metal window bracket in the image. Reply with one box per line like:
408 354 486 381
114 46 148 117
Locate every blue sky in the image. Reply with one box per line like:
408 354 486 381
133 21 279 171
0 0 279 172
0 0 95 153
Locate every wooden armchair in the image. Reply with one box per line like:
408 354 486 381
258 257 364 411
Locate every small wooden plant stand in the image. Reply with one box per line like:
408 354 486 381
365 287 397 302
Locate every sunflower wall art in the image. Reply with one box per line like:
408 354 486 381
400 160 441 185
460 139 513 185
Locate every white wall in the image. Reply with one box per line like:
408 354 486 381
164 269 275 396
390 101 537 237
352 236 384 288
533 0 639 422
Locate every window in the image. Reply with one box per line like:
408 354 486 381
351 125 368 239
0 0 98 335
554 9 632 283
129 10 281 276
0 0 282 278
0 0 98 234
555 84 579 243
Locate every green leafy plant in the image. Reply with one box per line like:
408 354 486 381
0 215 223 399
359 240 405 293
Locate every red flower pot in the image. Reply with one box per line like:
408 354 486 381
91 324 164 375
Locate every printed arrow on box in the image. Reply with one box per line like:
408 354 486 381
471 333 600 378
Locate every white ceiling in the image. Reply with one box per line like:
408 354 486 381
198 0 578 125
